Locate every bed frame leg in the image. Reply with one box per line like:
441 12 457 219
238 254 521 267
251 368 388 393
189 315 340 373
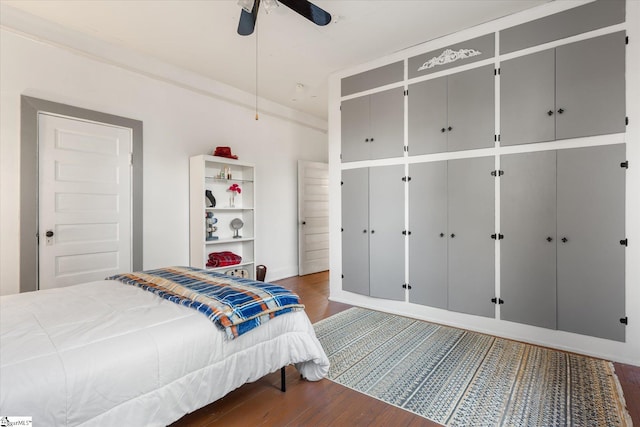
280 366 286 392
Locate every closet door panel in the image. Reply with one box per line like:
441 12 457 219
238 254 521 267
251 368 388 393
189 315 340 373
500 151 557 329
500 49 556 146
408 78 448 155
369 165 405 301
557 144 626 342
370 88 405 160
556 31 626 140
447 65 495 152
341 168 370 296
341 96 370 162
408 161 448 308
447 156 495 318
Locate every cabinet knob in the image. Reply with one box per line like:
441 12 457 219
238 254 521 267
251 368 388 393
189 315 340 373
557 108 565 114
447 126 453 131
450 233 455 238
547 110 554 116
365 138 370 142
439 233 445 238
561 237 568 243
371 230 375 234
546 236 553 242
370 137 374 142
363 229 367 233
441 128 446 133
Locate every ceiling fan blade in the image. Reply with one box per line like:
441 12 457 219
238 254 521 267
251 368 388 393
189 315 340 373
279 0 332 26
238 0 260 36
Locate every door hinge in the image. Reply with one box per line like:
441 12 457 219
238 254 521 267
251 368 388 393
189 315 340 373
620 317 628 325
494 68 500 75
621 161 628 169
404 89 408 96
402 283 412 290
491 170 504 177
342 274 344 279
494 134 501 142
626 116 629 126
620 238 628 247
404 146 409 152
402 176 412 182
625 36 629 45
341 228 343 232
129 153 133 165
491 297 504 304
491 233 504 240
402 230 412 235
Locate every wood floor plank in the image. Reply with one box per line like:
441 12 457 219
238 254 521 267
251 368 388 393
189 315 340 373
172 271 639 426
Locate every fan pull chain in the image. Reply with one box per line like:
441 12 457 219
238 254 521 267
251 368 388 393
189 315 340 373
255 20 259 120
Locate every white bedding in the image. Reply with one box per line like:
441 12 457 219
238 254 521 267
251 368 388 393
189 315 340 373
0 280 329 426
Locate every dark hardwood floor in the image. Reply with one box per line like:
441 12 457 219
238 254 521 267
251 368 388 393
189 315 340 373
173 271 639 427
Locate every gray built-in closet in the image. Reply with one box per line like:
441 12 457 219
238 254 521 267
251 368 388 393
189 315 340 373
339 0 627 342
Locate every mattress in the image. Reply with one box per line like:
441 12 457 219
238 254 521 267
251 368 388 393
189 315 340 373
0 280 329 426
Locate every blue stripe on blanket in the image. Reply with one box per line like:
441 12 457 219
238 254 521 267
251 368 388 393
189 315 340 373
107 266 304 339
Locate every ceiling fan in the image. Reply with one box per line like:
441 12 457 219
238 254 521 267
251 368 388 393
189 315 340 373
237 0 332 36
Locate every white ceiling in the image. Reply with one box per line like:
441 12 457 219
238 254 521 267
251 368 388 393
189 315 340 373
1 0 550 120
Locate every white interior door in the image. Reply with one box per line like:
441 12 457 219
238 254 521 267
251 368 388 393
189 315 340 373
38 113 132 290
298 161 329 275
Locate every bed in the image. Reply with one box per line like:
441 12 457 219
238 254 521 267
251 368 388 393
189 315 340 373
0 267 330 426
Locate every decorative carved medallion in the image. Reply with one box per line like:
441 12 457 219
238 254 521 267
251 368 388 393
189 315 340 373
418 48 482 71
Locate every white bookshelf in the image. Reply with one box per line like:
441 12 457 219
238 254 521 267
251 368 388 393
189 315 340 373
189 154 255 278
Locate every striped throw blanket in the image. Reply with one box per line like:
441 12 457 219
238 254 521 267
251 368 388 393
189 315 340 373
107 266 304 339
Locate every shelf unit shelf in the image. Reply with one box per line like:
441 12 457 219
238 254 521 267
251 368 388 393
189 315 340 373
190 155 256 279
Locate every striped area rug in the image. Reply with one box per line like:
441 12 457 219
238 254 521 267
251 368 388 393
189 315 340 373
314 307 631 426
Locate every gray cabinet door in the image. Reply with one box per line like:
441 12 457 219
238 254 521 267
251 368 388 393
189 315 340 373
408 77 448 155
369 88 405 160
500 49 556 146
408 161 448 308
341 168 370 296
501 151 557 329
557 144 626 342
369 165 405 301
341 96 370 162
556 32 626 140
447 157 495 317
447 65 495 152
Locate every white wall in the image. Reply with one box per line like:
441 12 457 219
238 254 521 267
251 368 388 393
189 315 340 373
328 0 640 365
0 19 327 295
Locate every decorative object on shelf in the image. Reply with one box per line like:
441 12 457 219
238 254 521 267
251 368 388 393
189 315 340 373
205 190 216 207
205 212 218 241
230 218 244 239
228 183 242 207
225 268 250 278
417 48 482 71
207 251 242 268
213 146 238 160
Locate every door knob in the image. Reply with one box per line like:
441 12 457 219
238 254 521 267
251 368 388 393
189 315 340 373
561 237 568 243
546 236 553 242
46 230 54 238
